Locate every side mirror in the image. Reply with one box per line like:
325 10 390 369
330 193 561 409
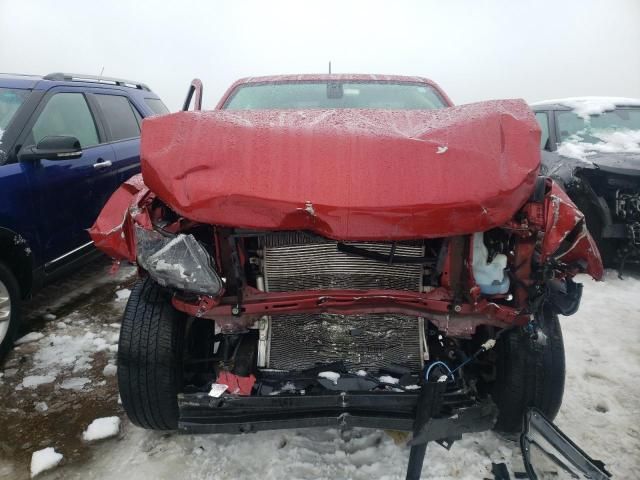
520 409 611 479
19 136 83 161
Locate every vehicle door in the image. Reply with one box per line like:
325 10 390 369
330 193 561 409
16 88 117 267
89 92 142 185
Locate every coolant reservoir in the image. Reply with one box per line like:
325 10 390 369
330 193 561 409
472 232 510 295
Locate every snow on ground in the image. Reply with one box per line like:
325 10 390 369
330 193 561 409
14 332 45 346
1 266 639 479
114 289 131 302
29 448 62 478
82 417 121 442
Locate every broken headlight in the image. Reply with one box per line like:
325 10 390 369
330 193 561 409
135 226 223 295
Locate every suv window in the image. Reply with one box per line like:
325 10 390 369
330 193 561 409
31 93 99 149
94 94 140 141
0 88 30 133
535 112 550 149
145 98 170 116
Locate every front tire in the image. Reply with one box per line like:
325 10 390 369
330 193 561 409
0 262 21 363
492 309 565 433
118 277 186 430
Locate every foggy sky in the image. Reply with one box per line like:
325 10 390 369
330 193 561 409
1 0 639 111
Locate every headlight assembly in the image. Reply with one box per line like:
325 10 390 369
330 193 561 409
135 226 223 295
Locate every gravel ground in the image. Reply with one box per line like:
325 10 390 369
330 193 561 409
0 260 638 479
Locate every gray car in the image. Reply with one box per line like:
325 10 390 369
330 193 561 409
531 97 640 269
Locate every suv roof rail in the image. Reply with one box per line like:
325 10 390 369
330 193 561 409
43 72 151 91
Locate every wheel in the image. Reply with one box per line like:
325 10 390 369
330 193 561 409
491 308 565 433
118 277 186 430
0 261 21 363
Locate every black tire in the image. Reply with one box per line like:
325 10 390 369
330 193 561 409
492 310 565 433
118 277 186 430
0 261 21 363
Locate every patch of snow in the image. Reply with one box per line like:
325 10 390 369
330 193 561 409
317 371 340 384
355 369 368 377
92 337 110 352
115 289 131 301
108 323 121 328
82 416 121 442
15 332 44 345
21 375 56 388
29 331 105 376
558 129 640 161
102 364 117 377
59 377 91 390
378 375 399 385
404 384 420 390
42 313 57 321
30 447 62 477
34 402 48 413
532 96 640 119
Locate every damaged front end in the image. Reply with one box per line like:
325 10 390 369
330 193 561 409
90 94 607 478
542 150 640 271
90 172 602 430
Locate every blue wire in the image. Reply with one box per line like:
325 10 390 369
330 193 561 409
424 361 455 382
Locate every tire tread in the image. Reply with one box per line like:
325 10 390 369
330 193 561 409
117 277 183 430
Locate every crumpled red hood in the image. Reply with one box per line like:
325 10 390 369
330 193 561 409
141 100 540 240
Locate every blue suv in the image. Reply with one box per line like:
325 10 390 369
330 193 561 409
0 72 168 359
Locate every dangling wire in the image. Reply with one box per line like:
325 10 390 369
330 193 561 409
424 361 455 382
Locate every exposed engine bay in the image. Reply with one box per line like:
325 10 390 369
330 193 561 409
113 188 597 407
574 169 640 264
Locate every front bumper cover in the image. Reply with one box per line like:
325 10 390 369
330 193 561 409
178 389 497 440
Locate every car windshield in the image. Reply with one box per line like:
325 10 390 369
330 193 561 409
0 88 30 136
223 81 447 110
556 107 640 144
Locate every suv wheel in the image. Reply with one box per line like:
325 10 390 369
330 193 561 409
0 262 21 363
118 277 186 430
491 308 565 433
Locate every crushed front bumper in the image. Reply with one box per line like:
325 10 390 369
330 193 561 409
178 389 497 440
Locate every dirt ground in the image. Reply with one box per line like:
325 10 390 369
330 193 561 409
0 258 135 479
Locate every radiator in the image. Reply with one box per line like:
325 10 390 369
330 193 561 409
260 233 425 372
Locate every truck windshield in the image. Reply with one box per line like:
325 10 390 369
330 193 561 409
556 107 640 143
0 88 30 136
223 82 447 110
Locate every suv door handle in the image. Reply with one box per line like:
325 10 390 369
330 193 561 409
93 159 113 170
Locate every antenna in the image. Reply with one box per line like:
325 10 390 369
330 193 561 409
99 66 105 79
328 61 331 74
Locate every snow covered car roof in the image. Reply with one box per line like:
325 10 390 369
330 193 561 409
531 96 640 118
